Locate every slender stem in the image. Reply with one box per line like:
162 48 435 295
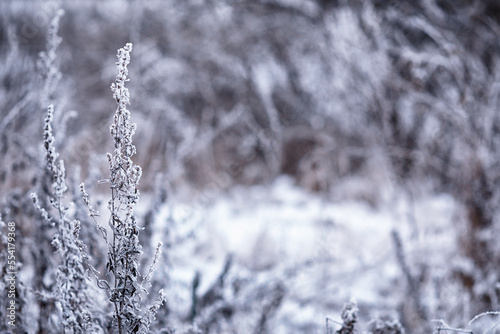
110 186 122 331
121 255 129 326
115 302 122 334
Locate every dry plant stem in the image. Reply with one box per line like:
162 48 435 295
108 42 140 332
391 229 429 332
469 311 500 325
326 317 343 334
80 42 164 333
38 9 64 109
106 42 164 333
432 320 472 334
31 104 98 333
336 300 358 334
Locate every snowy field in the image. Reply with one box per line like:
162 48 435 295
148 176 459 332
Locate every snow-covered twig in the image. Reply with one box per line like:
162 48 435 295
469 311 500 334
432 320 473 334
469 311 500 326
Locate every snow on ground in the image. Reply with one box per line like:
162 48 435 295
152 175 458 331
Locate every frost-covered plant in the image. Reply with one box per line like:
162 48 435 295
368 319 405 334
81 42 164 334
37 9 64 109
0 216 7 333
336 300 358 334
327 301 405 334
31 104 100 333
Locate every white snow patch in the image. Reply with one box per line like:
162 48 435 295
156 175 458 330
